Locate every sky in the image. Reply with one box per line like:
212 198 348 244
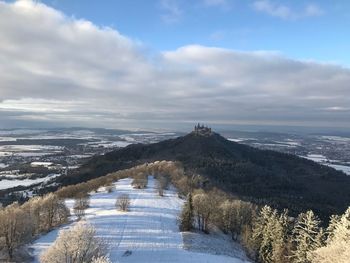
0 0 349 132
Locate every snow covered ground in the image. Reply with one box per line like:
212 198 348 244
183 230 249 260
303 154 350 175
327 164 350 175
30 177 251 263
0 174 60 190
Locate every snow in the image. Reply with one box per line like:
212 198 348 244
228 138 244 142
306 154 328 162
0 145 63 157
0 174 60 190
0 172 34 179
321 136 350 142
275 140 301 147
118 135 136 142
183 230 250 260
327 164 350 175
0 145 63 152
30 177 251 263
31 162 53 167
0 151 12 157
0 137 17 142
302 154 350 175
0 163 8 168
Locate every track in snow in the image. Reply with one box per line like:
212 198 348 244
30 177 251 263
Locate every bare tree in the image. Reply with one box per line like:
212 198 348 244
132 178 148 189
73 195 90 219
220 199 254 240
132 173 148 189
73 206 85 219
22 196 43 236
75 195 90 209
116 194 130 211
192 192 215 233
41 193 69 231
0 203 31 260
40 221 107 263
156 176 168 196
105 185 114 193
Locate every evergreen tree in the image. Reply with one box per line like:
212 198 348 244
326 214 341 240
179 192 194 231
310 207 350 263
326 209 348 244
252 205 275 263
252 206 291 263
291 210 323 263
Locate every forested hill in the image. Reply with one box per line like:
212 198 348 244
58 131 350 220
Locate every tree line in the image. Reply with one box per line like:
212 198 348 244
0 193 69 261
0 161 177 261
177 171 350 263
2 160 348 262
47 160 350 263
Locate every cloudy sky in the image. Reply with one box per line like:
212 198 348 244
0 0 350 131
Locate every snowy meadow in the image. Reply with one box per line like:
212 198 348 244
30 177 251 263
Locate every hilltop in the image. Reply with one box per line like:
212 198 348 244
58 127 350 220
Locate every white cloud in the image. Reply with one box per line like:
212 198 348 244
0 0 349 130
253 0 324 20
304 4 324 17
159 0 183 23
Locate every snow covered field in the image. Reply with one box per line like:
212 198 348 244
30 177 251 263
0 174 59 190
303 154 350 175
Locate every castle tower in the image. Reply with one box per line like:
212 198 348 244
193 123 212 136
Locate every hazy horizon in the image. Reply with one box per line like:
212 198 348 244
1 123 350 136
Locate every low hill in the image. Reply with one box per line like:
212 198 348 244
58 130 350 220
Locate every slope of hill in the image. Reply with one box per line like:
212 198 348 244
31 177 251 263
58 131 350 220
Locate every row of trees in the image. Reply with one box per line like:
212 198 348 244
28 160 350 263
0 193 69 261
249 205 350 263
55 161 177 198
72 193 132 220
165 162 350 263
0 161 180 261
178 179 350 263
37 162 178 262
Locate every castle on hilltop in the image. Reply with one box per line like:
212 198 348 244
193 123 212 136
